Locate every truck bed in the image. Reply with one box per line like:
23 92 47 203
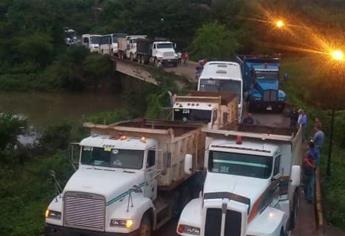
84 119 202 138
84 119 205 189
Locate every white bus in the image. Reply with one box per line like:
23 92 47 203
99 33 127 56
197 61 244 120
81 34 101 53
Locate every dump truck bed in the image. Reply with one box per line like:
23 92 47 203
84 119 205 189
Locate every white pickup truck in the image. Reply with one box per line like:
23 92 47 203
45 119 205 236
177 123 303 236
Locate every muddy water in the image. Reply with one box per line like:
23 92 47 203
0 92 123 129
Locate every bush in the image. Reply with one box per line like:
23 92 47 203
191 22 241 60
39 123 72 152
0 113 26 150
85 109 131 125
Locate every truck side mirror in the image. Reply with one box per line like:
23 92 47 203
69 142 80 171
290 165 301 186
184 154 193 175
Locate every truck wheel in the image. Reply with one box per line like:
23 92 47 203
139 214 152 236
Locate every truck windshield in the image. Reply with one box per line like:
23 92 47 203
199 79 241 100
174 108 212 123
255 71 279 80
81 147 144 170
157 43 173 49
90 36 100 44
208 151 273 179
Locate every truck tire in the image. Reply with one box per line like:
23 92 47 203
139 214 152 236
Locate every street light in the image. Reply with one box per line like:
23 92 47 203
327 48 344 176
330 49 344 62
274 19 285 29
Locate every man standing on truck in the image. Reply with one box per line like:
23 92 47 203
303 141 317 203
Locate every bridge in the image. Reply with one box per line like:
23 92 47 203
113 58 197 87
112 58 341 236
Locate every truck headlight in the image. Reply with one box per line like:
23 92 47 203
177 224 200 235
45 209 61 220
110 219 134 228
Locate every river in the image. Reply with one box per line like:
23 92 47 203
0 91 123 129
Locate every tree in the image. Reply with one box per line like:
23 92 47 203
83 53 113 89
15 32 54 66
191 22 240 60
0 113 26 151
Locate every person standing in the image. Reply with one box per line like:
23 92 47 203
298 109 308 141
313 122 325 166
303 141 317 203
289 107 299 132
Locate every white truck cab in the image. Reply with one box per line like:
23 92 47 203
151 41 178 66
45 135 158 235
177 128 302 236
198 61 243 121
45 119 205 236
172 91 238 129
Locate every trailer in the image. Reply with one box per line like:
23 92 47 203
177 120 303 236
45 119 205 236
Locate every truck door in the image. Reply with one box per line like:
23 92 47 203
144 148 158 200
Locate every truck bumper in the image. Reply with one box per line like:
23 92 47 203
161 59 178 67
249 101 285 112
45 224 139 236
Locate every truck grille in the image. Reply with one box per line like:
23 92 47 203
263 90 278 102
224 210 242 236
205 208 222 236
204 208 242 236
63 191 106 231
163 52 175 57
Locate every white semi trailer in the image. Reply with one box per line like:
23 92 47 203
177 124 303 236
45 119 205 236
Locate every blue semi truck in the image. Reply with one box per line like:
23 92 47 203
236 55 287 112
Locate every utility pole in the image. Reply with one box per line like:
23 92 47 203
327 108 335 176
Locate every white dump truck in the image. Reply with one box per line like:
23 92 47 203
197 61 244 121
45 119 205 236
177 122 303 236
136 38 178 67
117 35 147 60
172 91 239 129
